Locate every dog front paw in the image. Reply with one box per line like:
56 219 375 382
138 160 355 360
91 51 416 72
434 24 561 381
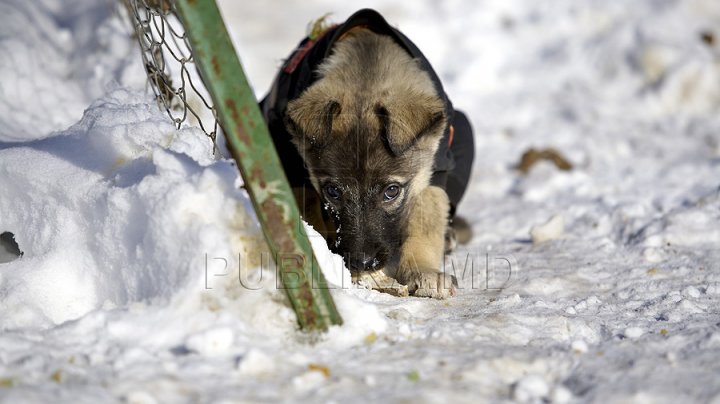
406 272 457 299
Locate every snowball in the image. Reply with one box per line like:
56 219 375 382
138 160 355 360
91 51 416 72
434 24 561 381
125 391 158 404
571 340 589 354
551 385 574 404
185 327 235 357
643 248 665 263
624 327 644 339
292 369 327 392
237 349 276 376
530 215 565 244
683 286 701 299
513 375 550 402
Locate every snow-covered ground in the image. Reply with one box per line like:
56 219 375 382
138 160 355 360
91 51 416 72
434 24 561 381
1 0 720 402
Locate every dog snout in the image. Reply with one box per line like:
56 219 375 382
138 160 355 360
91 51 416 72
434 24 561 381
346 251 381 271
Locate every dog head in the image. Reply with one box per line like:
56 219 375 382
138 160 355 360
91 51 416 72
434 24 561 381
284 30 447 271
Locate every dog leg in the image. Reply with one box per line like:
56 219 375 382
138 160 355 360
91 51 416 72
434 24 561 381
396 185 456 299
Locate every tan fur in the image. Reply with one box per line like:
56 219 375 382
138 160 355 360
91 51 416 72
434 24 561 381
395 185 455 298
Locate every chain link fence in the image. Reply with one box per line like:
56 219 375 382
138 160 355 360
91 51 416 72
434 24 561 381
123 0 219 146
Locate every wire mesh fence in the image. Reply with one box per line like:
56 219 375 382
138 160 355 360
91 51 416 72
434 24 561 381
122 0 219 146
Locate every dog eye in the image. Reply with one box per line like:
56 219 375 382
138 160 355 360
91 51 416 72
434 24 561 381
383 184 401 201
324 184 342 200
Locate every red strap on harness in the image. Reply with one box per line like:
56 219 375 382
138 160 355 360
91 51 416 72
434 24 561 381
283 25 337 74
448 125 454 147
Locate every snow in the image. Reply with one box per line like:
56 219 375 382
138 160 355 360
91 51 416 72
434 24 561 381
1 0 720 402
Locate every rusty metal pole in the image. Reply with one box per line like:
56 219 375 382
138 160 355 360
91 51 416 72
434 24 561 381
173 0 342 330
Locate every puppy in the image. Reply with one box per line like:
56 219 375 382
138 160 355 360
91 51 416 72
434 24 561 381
260 9 474 298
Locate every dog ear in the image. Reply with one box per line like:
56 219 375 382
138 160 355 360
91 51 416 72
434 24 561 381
285 98 341 149
375 98 446 156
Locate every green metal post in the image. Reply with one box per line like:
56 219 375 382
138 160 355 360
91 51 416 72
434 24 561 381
173 0 342 330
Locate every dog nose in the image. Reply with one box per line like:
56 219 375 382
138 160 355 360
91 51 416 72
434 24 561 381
346 253 379 271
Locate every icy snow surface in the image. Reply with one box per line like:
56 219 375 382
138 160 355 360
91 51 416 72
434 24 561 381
1 0 720 402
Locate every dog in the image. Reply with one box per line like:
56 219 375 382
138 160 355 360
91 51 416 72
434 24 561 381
260 9 474 299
